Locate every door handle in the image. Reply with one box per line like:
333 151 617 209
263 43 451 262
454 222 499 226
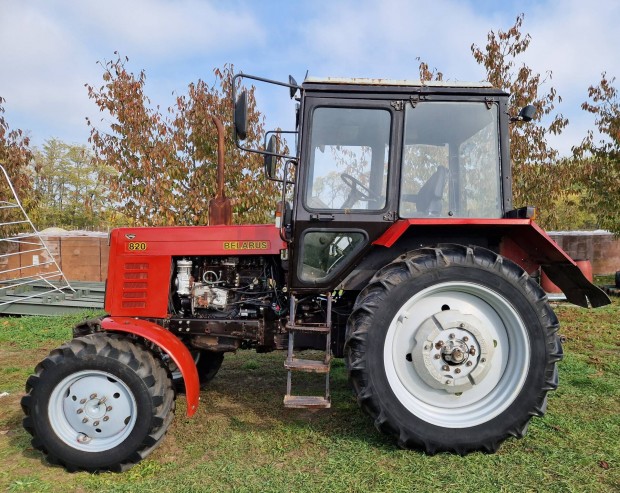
309 213 335 221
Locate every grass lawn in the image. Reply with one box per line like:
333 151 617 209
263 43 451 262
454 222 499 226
0 300 618 493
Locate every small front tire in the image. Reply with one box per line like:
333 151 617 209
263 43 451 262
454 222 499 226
21 333 175 472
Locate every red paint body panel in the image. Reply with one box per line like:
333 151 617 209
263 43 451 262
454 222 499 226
374 218 573 263
100 317 200 416
105 224 286 318
374 218 533 247
371 218 609 308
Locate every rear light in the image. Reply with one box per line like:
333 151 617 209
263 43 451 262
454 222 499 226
275 201 283 228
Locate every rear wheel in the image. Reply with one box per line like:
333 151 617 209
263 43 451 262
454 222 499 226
21 333 175 472
344 245 562 454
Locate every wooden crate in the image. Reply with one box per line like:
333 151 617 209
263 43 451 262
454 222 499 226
60 237 104 282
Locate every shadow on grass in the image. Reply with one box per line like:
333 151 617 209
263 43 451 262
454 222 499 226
5 348 396 479
187 349 395 450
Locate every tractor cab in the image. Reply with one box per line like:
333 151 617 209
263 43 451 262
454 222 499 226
291 78 511 289
234 74 606 307
236 76 517 290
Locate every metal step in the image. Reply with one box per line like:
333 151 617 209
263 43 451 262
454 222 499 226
284 395 331 409
285 357 330 373
284 293 332 410
285 322 331 334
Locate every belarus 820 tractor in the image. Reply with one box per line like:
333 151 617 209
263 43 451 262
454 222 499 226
21 74 610 471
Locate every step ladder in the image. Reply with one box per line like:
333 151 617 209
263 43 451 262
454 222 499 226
284 293 332 409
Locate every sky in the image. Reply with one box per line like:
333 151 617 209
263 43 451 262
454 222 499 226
1 0 618 156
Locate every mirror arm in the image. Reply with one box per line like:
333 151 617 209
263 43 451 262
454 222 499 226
279 159 296 243
233 73 302 99
232 73 301 161
263 130 299 162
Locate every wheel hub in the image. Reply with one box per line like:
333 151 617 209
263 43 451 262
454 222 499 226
412 310 495 393
50 370 137 451
441 339 470 365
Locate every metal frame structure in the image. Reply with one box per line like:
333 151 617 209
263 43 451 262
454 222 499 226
0 164 74 307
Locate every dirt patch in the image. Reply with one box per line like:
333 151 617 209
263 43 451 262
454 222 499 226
0 347 50 368
0 394 25 430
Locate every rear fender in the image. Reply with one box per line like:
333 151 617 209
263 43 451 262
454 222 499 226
100 317 199 416
501 221 610 307
371 219 610 308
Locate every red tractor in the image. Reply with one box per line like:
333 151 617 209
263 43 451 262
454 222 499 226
21 74 609 471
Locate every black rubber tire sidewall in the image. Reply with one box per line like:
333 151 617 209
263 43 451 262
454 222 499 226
21 332 175 472
27 340 162 470
347 249 555 453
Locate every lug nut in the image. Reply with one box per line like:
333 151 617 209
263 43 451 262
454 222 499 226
93 421 100 426
442 365 450 371
76 409 83 414
106 406 113 412
469 347 476 356
463 336 469 342
455 368 461 374
449 333 456 339
79 398 87 404
103 416 109 422
434 354 441 360
82 417 89 423
90 393 97 399
466 361 473 367
435 341 444 349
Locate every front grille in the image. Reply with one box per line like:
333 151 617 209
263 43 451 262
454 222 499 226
122 262 149 309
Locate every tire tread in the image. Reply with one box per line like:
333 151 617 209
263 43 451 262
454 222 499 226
20 333 175 472
344 244 563 454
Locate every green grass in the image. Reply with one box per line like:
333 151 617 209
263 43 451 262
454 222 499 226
1 302 619 493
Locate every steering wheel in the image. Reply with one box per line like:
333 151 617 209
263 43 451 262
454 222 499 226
340 173 379 206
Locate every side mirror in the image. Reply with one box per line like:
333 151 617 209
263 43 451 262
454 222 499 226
264 135 277 178
289 75 299 99
514 104 536 122
234 91 248 140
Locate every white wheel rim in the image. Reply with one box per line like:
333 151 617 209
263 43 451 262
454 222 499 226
383 281 530 428
48 370 137 452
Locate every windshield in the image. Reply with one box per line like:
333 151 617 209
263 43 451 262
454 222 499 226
400 101 501 218
305 107 390 211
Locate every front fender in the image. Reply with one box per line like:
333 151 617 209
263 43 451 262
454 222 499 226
100 317 200 417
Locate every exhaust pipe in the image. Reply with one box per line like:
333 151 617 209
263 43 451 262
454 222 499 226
208 116 232 226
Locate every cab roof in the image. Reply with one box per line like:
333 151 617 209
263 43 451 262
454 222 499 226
304 76 493 89
301 76 507 98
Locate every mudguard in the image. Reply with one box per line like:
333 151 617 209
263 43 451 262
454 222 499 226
100 317 200 416
372 218 610 308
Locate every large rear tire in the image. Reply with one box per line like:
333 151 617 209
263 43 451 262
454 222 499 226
21 333 175 472
344 245 563 454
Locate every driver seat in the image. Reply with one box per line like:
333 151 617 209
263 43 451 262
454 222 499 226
415 166 448 216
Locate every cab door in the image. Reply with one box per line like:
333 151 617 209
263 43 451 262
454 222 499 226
290 97 400 290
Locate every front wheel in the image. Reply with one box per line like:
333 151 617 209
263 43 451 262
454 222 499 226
21 333 175 472
344 245 563 454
